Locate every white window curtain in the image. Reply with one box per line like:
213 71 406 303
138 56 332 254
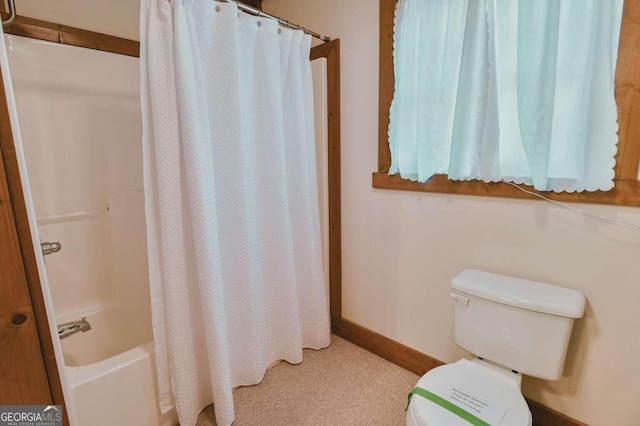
140 1 331 425
389 0 624 192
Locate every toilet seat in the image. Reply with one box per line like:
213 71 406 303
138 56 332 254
406 359 531 426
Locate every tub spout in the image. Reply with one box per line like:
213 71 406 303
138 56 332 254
58 317 92 340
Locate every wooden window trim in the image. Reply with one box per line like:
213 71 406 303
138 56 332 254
375 0 640 207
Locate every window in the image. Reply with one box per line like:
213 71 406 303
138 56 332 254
375 0 640 206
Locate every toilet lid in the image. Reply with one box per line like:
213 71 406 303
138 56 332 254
408 359 531 426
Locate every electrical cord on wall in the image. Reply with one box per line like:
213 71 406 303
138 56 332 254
504 181 640 231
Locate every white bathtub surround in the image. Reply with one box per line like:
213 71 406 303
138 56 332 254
5 33 177 425
140 1 331 425
0 30 75 423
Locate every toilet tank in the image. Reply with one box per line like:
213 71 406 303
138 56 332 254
451 270 585 381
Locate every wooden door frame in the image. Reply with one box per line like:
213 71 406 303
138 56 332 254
0 29 68 426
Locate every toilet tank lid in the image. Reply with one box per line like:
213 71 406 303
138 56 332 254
451 269 586 318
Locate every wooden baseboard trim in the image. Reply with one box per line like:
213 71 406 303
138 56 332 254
331 317 587 426
331 317 444 375
526 399 588 426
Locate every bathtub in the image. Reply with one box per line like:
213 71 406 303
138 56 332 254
62 309 178 426
64 343 177 426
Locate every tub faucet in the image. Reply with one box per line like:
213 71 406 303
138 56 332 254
58 317 92 340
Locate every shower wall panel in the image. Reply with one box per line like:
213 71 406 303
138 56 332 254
6 34 149 332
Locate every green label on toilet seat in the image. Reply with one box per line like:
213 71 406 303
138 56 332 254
407 387 492 426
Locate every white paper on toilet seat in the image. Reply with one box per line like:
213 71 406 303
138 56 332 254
446 386 507 425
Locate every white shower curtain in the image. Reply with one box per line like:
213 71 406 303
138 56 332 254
140 1 331 425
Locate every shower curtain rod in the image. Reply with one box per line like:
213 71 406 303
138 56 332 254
222 0 331 42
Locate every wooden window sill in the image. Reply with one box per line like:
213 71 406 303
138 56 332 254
372 172 640 207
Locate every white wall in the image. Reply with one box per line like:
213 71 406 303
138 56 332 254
12 0 141 41
264 1 640 424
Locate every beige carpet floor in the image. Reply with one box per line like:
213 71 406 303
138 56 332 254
197 335 418 425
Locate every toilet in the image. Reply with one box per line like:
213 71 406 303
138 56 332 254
406 269 585 426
